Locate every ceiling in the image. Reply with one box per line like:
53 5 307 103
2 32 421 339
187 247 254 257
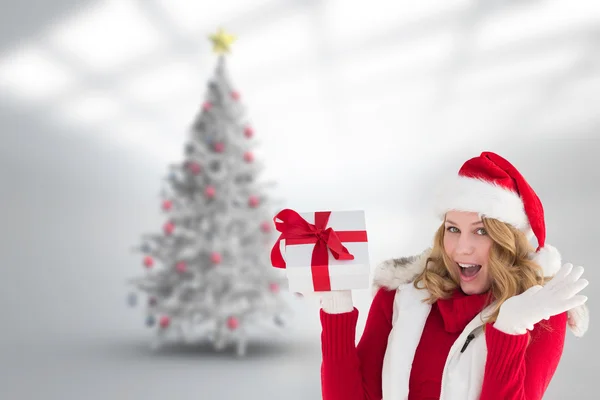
0 0 599 169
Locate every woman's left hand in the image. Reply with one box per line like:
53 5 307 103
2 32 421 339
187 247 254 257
493 263 589 335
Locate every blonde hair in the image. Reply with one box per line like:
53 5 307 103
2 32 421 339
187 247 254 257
413 217 545 324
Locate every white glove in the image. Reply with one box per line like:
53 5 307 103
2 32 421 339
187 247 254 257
493 263 589 335
320 290 354 314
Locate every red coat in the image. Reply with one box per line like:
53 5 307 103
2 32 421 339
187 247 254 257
320 287 567 400
320 248 587 400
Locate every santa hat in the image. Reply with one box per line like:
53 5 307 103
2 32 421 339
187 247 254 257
433 151 560 276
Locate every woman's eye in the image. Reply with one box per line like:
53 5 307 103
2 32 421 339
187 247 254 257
446 226 459 233
476 228 487 235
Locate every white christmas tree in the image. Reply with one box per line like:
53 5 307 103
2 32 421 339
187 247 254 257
127 29 290 356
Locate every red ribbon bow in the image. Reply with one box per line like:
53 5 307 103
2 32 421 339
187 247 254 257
270 209 367 291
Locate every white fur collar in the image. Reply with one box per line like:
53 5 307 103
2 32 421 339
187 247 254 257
372 248 433 295
372 245 589 337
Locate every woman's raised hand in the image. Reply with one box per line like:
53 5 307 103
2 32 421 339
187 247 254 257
494 263 589 335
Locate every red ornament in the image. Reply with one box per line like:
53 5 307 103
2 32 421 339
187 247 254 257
244 126 254 138
227 316 239 330
243 151 254 163
269 282 280 293
162 200 172 211
188 162 201 175
176 261 186 273
210 251 222 265
164 221 175 235
203 102 212 111
205 185 216 198
159 315 170 328
260 221 271 233
143 256 154 268
248 195 260 208
213 142 225 153
231 91 240 100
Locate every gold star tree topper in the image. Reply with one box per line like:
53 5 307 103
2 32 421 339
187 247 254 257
209 28 236 54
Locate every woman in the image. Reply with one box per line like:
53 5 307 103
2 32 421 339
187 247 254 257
319 151 589 400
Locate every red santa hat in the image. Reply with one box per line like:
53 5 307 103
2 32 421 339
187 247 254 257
434 151 561 276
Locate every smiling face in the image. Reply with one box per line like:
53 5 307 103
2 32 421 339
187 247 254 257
443 210 494 295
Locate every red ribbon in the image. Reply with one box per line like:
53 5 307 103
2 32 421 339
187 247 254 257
270 209 368 291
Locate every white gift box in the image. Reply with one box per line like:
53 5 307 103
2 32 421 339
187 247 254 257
279 210 370 293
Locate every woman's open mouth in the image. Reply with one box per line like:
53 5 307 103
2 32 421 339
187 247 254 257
458 263 482 282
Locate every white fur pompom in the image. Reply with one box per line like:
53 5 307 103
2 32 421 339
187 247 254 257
531 244 562 276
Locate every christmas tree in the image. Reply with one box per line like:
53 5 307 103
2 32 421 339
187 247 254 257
127 28 290 356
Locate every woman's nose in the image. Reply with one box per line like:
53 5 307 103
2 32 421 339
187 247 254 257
456 234 475 254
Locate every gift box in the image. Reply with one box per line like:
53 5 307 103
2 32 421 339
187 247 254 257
270 209 370 292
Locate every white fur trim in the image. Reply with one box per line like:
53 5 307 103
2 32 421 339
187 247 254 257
434 175 530 231
530 244 562 276
568 304 589 337
371 248 431 296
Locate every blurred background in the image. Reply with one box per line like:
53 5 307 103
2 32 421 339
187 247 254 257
1 0 598 399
